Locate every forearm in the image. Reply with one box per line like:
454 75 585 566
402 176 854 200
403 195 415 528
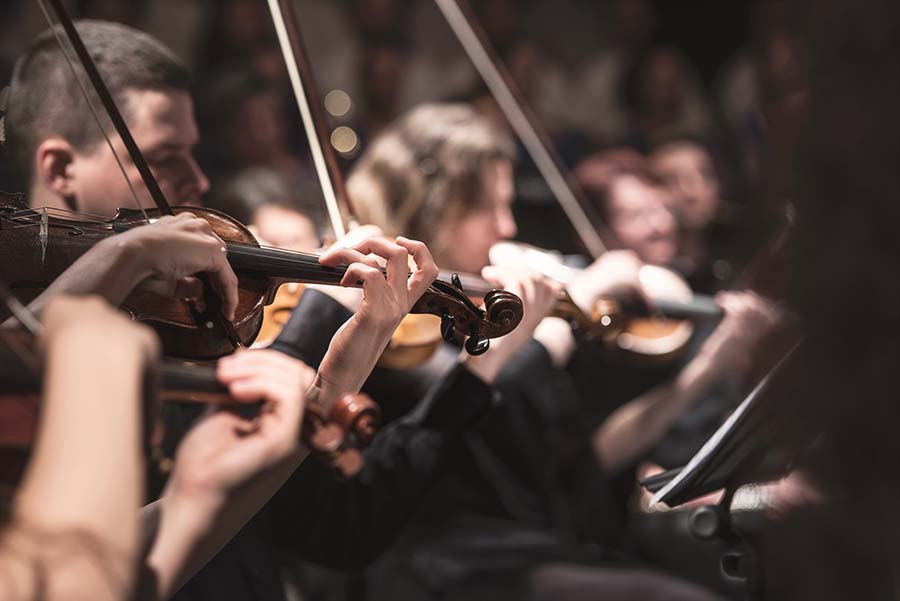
25 237 146 316
267 362 493 568
15 334 145 560
146 448 309 600
595 356 716 475
10 333 146 600
532 317 577 369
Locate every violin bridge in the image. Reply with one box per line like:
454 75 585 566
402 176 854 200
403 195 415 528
39 207 48 266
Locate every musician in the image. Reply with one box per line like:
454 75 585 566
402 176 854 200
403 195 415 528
573 150 679 267
209 167 324 252
0 295 316 601
649 137 745 292
344 103 740 600
2 20 554 601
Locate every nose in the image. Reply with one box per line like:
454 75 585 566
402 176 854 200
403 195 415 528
184 155 211 201
495 204 517 240
651 207 675 235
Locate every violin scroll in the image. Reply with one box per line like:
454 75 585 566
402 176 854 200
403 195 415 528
302 392 380 478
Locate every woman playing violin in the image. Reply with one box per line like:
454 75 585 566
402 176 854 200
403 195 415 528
342 102 762 601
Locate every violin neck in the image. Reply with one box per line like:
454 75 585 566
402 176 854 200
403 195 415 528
158 361 231 403
652 295 722 320
437 270 494 297
225 244 348 287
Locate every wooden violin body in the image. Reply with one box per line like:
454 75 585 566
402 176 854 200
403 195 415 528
0 204 524 360
0 338 381 486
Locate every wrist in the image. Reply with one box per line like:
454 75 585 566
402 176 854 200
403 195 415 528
104 234 154 290
160 485 223 538
677 352 720 396
533 317 576 369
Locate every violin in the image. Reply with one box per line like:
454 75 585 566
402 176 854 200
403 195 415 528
379 254 722 368
487 242 722 361
0 203 524 360
0 327 380 485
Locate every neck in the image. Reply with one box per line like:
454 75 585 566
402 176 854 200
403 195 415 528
28 184 74 212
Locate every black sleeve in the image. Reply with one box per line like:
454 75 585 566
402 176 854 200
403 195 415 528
490 339 624 545
261 361 494 570
268 288 352 369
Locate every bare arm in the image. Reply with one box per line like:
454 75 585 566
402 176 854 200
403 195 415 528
0 297 157 601
15 213 239 323
595 291 784 475
594 354 717 475
143 236 439 600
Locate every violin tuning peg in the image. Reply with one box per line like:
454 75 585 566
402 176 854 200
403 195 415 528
451 273 464 292
464 334 490 356
440 315 456 341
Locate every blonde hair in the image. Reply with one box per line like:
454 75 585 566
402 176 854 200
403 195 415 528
347 103 515 258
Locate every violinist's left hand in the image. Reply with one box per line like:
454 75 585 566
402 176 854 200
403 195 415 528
307 225 386 313
694 291 784 384
147 349 314 600
567 250 646 315
314 236 438 408
164 349 313 513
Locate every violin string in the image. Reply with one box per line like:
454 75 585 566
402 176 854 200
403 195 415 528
34 0 150 222
6 206 114 226
7 206 109 222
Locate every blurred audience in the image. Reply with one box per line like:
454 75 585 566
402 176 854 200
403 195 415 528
209 167 325 251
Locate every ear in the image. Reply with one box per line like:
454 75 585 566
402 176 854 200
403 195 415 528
35 138 78 199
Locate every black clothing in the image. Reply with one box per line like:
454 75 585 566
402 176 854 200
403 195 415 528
168 290 494 600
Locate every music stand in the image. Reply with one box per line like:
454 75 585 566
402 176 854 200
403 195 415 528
639 343 818 599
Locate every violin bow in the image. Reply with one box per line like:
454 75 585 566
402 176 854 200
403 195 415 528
266 0 357 239
35 0 243 350
433 0 613 259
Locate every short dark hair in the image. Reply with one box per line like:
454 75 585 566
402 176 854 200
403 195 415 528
5 20 190 187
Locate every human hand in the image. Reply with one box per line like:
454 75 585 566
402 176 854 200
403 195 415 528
465 266 563 382
306 225 386 312
314 236 439 404
566 250 646 315
164 349 314 514
116 212 239 321
695 291 784 383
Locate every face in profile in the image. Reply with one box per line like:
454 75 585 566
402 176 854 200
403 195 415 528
650 141 721 230
435 159 518 274
606 174 678 265
66 88 210 217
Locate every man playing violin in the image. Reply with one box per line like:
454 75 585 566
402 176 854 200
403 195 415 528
2 19 553 601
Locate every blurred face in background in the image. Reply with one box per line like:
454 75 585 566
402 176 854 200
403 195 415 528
435 159 517 274
606 174 678 265
253 205 319 252
651 141 721 230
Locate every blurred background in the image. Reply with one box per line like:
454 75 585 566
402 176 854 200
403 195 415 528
0 0 789 262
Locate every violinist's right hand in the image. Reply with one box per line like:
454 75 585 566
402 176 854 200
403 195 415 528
115 213 239 321
464 266 561 383
27 212 240 322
